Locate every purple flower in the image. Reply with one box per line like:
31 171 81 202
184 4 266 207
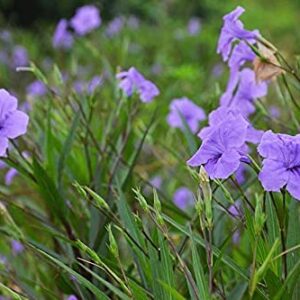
217 6 259 61
173 187 194 210
228 201 242 217
228 41 255 71
53 19 74 49
0 255 7 265
116 67 159 103
188 114 248 179
258 131 300 200
106 17 124 37
11 240 24 255
149 176 162 190
198 107 263 145
187 17 202 36
0 90 29 156
127 16 139 29
211 63 224 78
235 164 246 184
167 97 206 133
67 296 78 300
220 68 268 118
87 75 103 94
5 168 18 185
70 5 101 36
12 46 28 67
26 80 47 97
269 105 280 118
232 229 241 244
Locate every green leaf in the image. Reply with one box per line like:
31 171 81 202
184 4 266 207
31 245 109 299
190 227 210 300
32 158 66 219
57 109 81 190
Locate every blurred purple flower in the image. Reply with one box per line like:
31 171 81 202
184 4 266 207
12 46 28 67
167 97 206 133
127 16 140 29
11 240 24 255
53 19 74 49
87 75 103 94
0 90 29 156
106 17 124 37
258 131 300 200
0 51 8 65
269 105 280 118
67 295 78 300
149 176 162 190
70 5 101 36
26 80 47 97
188 114 248 179
173 187 194 210
232 229 241 244
187 17 202 36
151 63 162 75
5 168 18 185
211 63 224 78
228 201 242 217
217 6 259 61
0 255 7 265
116 67 159 103
0 30 12 42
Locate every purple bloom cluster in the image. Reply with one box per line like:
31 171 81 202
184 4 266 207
187 6 268 181
167 97 206 133
116 67 159 103
53 5 101 49
0 90 29 156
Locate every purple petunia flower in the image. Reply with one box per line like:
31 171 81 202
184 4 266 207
173 187 194 210
0 90 29 156
188 114 248 179
52 19 74 49
70 5 101 36
167 97 206 133
116 67 159 103
199 106 263 145
258 131 300 200
106 17 124 37
187 17 202 36
67 295 78 300
26 80 47 97
12 46 28 68
11 240 24 255
220 68 267 118
217 6 259 61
